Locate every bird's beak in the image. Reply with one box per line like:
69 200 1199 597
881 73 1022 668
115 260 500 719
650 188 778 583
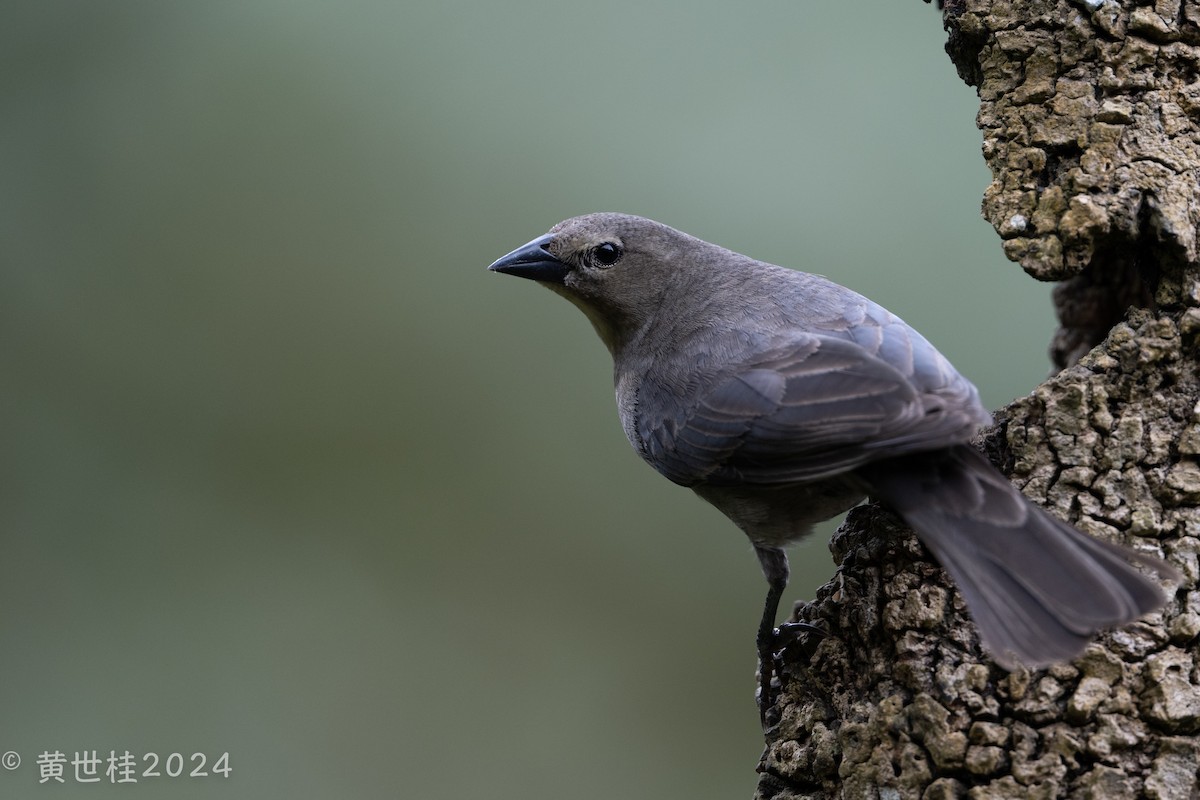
487 234 569 284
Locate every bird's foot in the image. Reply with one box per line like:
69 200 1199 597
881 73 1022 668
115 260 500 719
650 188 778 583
756 621 828 729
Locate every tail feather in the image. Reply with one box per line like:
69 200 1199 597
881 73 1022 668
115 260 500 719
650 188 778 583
864 445 1179 668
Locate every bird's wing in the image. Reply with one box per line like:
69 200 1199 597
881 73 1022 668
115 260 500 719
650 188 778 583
639 333 982 487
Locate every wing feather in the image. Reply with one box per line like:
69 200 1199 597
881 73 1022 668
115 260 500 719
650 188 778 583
641 332 983 487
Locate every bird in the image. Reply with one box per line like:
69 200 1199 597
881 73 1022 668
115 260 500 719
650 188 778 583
487 212 1179 724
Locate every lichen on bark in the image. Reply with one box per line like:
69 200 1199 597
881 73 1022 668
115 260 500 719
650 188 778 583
755 0 1200 797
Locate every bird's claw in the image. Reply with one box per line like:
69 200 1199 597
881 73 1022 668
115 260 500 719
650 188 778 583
757 621 828 729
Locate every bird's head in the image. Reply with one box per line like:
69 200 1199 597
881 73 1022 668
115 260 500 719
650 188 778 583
488 212 706 353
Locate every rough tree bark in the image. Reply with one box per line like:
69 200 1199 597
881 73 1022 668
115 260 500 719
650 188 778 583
755 1 1200 798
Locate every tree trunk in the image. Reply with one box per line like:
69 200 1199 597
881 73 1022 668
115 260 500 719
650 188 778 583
755 1 1200 797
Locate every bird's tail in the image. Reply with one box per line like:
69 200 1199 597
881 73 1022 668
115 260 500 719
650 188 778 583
863 445 1180 668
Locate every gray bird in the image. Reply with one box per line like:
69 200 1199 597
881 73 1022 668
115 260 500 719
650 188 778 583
488 212 1178 723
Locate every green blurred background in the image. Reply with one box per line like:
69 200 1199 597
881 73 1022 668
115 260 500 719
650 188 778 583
2 2 1054 798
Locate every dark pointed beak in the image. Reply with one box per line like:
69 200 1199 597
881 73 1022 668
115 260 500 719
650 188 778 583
487 234 568 284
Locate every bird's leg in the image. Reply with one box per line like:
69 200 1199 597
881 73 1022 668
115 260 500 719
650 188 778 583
754 546 789 728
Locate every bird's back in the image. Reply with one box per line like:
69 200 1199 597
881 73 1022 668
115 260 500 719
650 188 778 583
615 254 992 493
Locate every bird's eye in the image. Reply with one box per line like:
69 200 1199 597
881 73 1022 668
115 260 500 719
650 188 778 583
591 242 623 267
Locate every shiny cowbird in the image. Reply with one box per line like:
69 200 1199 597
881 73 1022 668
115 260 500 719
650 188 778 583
488 212 1178 724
